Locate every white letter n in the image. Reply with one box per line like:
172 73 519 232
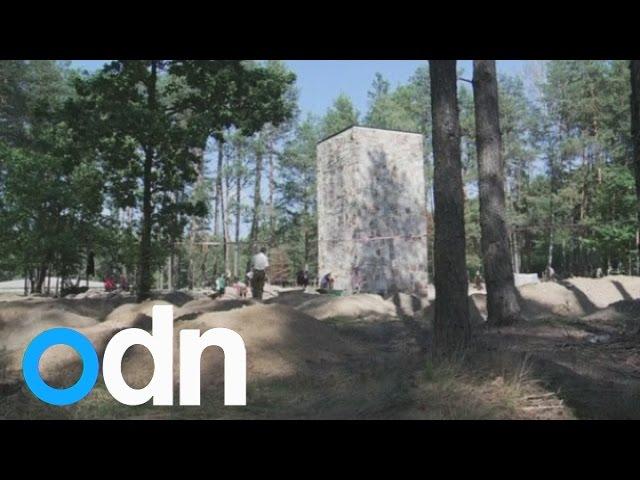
179 328 246 406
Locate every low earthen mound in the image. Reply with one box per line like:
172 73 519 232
266 289 319 308
174 297 254 321
562 276 640 309
582 299 640 333
118 303 359 395
102 300 171 328
517 276 640 319
57 294 136 321
2 300 172 388
518 282 588 318
297 293 398 321
0 300 98 351
152 291 195 307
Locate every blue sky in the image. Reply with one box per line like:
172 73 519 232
70 60 529 118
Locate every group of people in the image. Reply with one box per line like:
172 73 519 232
213 247 270 300
103 272 129 292
213 248 369 300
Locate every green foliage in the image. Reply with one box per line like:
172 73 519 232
1 59 639 293
276 114 320 274
0 61 101 286
321 94 359 138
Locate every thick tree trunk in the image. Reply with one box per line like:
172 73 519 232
429 60 470 359
137 61 157 302
631 60 640 253
472 60 521 326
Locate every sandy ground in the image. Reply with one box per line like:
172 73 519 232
1 276 639 419
0 278 105 294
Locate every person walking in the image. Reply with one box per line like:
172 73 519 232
251 247 269 300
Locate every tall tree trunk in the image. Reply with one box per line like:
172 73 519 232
472 60 521 326
213 158 220 239
429 60 470 359
247 150 263 272
216 137 228 276
190 146 206 287
268 149 276 245
224 145 232 274
303 202 310 269
631 60 640 254
34 263 48 294
235 162 242 279
512 230 521 274
137 61 157 302
547 209 555 274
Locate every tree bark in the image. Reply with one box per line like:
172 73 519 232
429 60 470 359
472 60 521 326
268 149 276 245
224 144 232 274
512 230 521 274
34 263 48 294
247 149 263 273
235 160 242 279
631 60 640 254
216 137 228 276
137 61 157 302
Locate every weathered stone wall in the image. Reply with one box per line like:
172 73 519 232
317 126 428 295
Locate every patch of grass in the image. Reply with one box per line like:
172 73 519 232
69 381 159 419
408 353 569 420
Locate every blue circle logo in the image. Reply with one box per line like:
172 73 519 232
22 328 99 406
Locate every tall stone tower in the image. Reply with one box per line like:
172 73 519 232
316 126 428 296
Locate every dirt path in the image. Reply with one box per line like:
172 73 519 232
475 307 640 419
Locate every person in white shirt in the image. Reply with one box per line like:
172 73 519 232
251 247 269 300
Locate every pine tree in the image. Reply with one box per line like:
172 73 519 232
430 60 470 358
472 60 521 326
